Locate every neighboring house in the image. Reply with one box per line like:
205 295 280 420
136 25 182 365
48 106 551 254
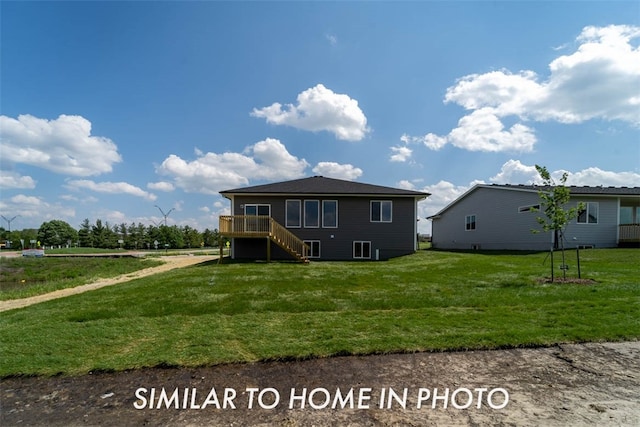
219 176 429 261
428 184 640 251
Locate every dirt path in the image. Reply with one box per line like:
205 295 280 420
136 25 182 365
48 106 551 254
0 255 217 313
2 341 638 426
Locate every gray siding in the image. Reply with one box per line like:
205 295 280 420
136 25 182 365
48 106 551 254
230 195 418 260
431 187 623 250
563 198 619 248
431 188 550 250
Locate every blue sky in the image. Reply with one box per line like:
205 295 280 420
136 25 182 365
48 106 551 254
1 1 639 235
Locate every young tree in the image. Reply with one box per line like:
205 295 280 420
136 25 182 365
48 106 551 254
532 165 584 280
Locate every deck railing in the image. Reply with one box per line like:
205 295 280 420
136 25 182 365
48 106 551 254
219 215 309 261
619 223 640 242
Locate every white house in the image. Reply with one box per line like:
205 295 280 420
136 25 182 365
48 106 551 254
428 184 640 250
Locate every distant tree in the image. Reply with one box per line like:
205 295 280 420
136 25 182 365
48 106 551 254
38 220 78 247
78 218 92 247
127 222 146 250
532 165 584 280
91 219 117 249
202 228 219 247
181 225 202 248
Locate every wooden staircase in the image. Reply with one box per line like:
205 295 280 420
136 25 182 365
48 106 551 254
219 215 309 263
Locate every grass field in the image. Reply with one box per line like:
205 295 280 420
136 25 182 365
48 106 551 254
0 248 638 377
0 256 163 300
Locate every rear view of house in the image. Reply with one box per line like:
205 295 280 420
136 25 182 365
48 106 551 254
429 184 640 251
219 176 429 261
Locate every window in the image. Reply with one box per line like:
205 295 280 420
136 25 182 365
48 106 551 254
620 206 640 225
465 214 476 231
244 204 270 216
244 204 270 232
518 204 540 213
286 200 301 228
371 201 392 222
304 200 320 228
304 240 321 258
353 241 371 259
577 202 598 224
322 200 338 228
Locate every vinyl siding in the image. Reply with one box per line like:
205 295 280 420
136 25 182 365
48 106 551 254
563 198 619 247
431 187 623 250
431 188 550 250
230 195 418 260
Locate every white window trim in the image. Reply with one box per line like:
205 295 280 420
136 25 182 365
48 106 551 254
353 241 371 259
465 214 476 231
285 199 301 228
518 204 540 213
322 200 338 228
304 200 320 228
370 200 392 223
577 201 599 224
303 240 321 258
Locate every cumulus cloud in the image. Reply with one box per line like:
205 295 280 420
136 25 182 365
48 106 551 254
156 138 309 194
0 114 122 176
0 171 36 189
404 25 640 152
0 194 75 222
489 160 640 186
389 145 413 162
147 181 175 192
489 159 540 184
66 180 157 201
312 162 363 180
251 84 369 141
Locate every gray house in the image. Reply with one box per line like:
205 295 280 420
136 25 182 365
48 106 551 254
428 184 640 251
219 176 429 261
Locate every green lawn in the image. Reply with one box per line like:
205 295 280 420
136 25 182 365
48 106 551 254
0 248 638 377
0 257 163 300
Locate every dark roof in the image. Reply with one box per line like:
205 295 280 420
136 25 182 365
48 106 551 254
488 184 640 195
220 176 429 198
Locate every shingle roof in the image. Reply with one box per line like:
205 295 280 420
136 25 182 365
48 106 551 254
220 176 429 198
489 184 640 195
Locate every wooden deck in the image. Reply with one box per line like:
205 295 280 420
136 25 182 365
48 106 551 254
219 215 309 262
619 224 640 244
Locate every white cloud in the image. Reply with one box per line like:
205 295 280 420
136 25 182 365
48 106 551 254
0 171 36 189
199 206 210 213
0 194 75 222
312 162 363 180
251 84 369 141
0 114 122 176
389 145 413 162
490 160 640 186
66 180 157 201
157 138 309 194
447 109 537 152
490 159 540 184
325 33 338 46
147 181 175 192
563 167 640 186
407 25 640 152
396 180 415 190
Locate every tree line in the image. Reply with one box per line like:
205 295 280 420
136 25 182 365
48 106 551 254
0 219 224 250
